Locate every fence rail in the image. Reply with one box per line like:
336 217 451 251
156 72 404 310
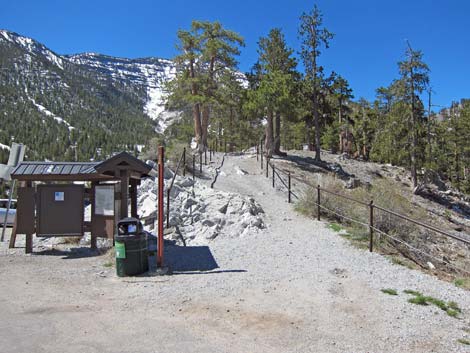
255 141 470 276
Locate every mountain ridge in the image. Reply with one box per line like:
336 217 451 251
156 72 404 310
0 29 177 162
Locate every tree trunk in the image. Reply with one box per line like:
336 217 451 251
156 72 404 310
265 110 274 157
338 98 343 153
189 58 203 150
229 106 234 152
193 104 202 148
201 104 210 151
313 93 321 162
274 111 281 154
410 59 418 188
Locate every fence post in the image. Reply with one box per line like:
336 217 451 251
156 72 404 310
183 147 186 176
204 149 207 165
199 153 202 174
224 139 227 153
210 145 212 162
266 158 269 178
157 146 165 267
260 143 263 170
166 189 170 229
272 164 275 188
192 157 195 180
288 171 291 203
256 144 259 161
317 185 321 221
369 200 374 252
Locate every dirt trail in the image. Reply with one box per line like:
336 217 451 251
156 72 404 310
0 152 469 353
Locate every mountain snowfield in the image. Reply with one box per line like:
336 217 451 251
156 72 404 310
0 29 179 134
66 52 179 132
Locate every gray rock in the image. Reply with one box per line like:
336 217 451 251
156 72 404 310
345 178 361 189
202 219 215 227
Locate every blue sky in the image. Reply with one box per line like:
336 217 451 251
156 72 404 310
1 0 468 107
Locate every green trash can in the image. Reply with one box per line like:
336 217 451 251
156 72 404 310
115 218 148 277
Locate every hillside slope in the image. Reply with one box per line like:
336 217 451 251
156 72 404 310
0 30 177 161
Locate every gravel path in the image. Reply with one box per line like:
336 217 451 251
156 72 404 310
0 152 468 353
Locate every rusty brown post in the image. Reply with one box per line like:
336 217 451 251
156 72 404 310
25 233 32 254
369 200 374 252
288 171 291 203
317 185 321 221
120 169 129 219
90 181 97 249
157 146 165 268
182 147 186 176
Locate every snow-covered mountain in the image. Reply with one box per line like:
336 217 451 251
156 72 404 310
0 29 179 160
66 52 178 132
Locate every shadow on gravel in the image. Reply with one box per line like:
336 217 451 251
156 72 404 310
165 244 219 272
33 247 101 259
275 153 351 179
164 244 246 275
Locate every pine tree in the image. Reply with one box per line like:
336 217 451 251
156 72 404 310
398 43 429 188
246 29 298 157
169 21 244 152
299 5 334 162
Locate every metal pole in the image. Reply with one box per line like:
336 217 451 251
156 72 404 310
256 144 259 161
192 157 195 180
183 147 186 177
260 143 263 170
224 139 227 153
272 164 275 188
288 172 291 203
157 146 165 268
204 149 207 165
210 145 212 162
166 189 170 229
199 153 202 174
1 179 16 242
317 185 321 221
369 200 374 252
266 157 269 178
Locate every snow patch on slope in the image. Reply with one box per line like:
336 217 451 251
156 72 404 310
29 98 75 131
67 53 180 132
0 30 64 69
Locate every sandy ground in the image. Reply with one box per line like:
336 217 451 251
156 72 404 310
0 153 469 353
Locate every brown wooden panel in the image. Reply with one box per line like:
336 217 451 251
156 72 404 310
16 187 35 234
37 185 84 237
91 216 115 239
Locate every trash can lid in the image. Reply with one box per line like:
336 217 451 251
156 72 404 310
117 217 143 235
